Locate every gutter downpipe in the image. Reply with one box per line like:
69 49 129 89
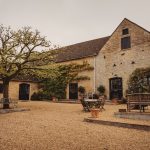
93 56 96 93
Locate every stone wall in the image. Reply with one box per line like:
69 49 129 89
0 80 39 100
57 57 95 99
96 19 150 99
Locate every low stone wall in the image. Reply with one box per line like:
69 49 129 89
114 112 150 121
84 117 150 131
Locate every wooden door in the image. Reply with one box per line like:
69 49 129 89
109 77 123 100
69 83 78 100
19 83 30 100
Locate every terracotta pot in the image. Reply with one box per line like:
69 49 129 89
52 97 56 102
90 109 100 118
112 98 118 104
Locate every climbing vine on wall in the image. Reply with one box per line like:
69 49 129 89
38 62 93 99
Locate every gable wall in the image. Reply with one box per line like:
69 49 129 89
96 19 150 99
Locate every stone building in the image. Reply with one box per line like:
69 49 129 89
95 18 150 100
56 18 150 100
56 36 109 99
0 18 149 101
0 79 39 101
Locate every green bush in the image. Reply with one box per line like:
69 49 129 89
31 91 52 101
127 67 150 94
78 86 86 94
97 85 105 95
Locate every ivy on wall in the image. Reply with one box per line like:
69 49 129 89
37 62 93 99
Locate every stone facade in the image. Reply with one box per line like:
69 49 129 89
0 80 39 100
58 57 95 99
60 19 150 100
1 19 149 101
95 19 150 99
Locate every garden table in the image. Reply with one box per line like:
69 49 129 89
84 99 101 109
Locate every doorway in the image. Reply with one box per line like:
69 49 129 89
19 83 30 100
69 83 78 100
109 77 123 100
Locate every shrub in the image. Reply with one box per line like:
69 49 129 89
97 85 105 95
31 91 52 101
127 67 150 94
78 86 86 94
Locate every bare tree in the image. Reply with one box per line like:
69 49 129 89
0 25 56 109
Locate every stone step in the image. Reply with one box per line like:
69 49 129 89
84 118 150 131
53 100 80 104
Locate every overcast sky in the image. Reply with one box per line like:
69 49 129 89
0 0 150 46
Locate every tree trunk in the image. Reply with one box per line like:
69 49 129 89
2 79 10 109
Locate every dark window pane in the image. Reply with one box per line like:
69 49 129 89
122 28 129 35
121 36 131 49
0 84 3 93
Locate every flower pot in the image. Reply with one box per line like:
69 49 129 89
112 98 118 104
52 97 57 102
90 109 100 118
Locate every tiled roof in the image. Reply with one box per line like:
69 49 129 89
56 36 110 62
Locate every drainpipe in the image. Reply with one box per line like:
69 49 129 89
93 56 96 93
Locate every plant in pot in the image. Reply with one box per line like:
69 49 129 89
78 86 86 100
97 85 105 96
97 85 106 108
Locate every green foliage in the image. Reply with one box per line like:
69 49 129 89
127 67 150 93
31 91 51 101
78 86 86 94
0 24 58 103
97 85 105 95
40 63 93 99
0 25 55 79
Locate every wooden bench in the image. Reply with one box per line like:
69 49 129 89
127 93 150 112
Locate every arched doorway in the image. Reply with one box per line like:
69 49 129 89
109 77 123 100
19 83 30 100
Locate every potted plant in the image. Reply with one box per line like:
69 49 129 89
78 86 86 100
97 85 105 96
112 98 118 104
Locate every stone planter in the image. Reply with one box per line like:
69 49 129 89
90 109 100 118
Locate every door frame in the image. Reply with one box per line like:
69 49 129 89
69 83 78 100
109 77 123 100
19 83 30 100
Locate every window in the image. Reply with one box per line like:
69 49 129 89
121 36 131 49
0 84 3 93
122 28 129 35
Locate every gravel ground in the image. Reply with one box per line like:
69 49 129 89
0 101 150 150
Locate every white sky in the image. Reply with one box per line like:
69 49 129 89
0 0 150 46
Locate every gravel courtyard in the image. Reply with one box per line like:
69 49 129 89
0 101 150 150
